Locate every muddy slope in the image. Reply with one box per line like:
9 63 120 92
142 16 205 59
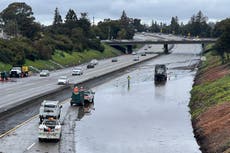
191 62 230 153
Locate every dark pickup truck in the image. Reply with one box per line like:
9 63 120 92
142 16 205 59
154 64 167 82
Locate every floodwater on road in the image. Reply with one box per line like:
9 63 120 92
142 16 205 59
74 44 201 153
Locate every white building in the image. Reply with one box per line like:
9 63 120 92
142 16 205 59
0 28 9 39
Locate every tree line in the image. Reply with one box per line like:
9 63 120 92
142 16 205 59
148 11 212 37
0 3 138 65
0 2 229 65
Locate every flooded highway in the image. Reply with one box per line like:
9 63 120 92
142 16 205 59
0 44 202 153
75 44 201 153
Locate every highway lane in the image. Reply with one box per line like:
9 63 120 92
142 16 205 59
0 33 167 136
0 44 201 153
0 53 160 113
0 98 73 153
0 32 168 113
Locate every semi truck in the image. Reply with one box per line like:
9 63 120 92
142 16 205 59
154 64 167 82
9 65 29 78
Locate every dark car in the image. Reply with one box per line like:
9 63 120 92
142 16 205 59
111 58 118 62
141 52 146 56
87 63 95 69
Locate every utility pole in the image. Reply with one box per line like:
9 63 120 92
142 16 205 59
93 16 95 26
108 26 111 40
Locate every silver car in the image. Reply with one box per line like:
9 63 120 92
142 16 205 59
58 76 69 85
72 67 83 75
40 70 50 77
133 56 139 61
90 59 98 65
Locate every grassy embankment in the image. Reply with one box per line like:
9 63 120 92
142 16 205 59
189 47 230 118
189 44 230 152
0 44 122 71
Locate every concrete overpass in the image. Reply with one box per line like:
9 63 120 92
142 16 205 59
102 39 217 54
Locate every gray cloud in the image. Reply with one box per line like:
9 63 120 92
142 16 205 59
0 0 229 25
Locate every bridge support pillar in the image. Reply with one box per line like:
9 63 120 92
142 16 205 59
127 45 133 54
164 44 169 54
202 43 205 51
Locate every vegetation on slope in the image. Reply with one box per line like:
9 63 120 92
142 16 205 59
189 46 230 153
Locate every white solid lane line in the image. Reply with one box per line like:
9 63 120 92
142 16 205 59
26 142 35 150
0 99 69 139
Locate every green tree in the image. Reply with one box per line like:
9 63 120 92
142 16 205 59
215 20 230 63
0 2 40 39
53 7 62 25
117 28 127 39
170 16 180 34
119 10 134 39
78 13 91 37
187 11 211 37
133 18 146 32
213 18 230 37
65 9 78 23
149 20 160 33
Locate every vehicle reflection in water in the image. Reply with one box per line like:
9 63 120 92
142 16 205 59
77 102 95 121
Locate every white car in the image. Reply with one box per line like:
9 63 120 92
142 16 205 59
72 67 83 75
90 59 98 65
58 76 69 85
133 56 139 61
40 70 50 77
132 52 137 55
38 118 62 142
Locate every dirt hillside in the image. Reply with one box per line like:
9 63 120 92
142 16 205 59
192 62 230 153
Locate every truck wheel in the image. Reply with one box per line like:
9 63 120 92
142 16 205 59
39 117 43 124
39 138 43 142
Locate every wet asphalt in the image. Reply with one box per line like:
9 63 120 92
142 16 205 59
0 44 202 153
75 44 201 153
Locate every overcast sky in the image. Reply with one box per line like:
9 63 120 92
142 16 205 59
0 0 229 25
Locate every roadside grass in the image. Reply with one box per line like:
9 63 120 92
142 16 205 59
25 60 60 70
52 45 122 67
199 51 222 74
0 62 11 71
189 48 230 118
6 44 122 71
190 75 230 118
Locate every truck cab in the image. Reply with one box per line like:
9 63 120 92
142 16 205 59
10 67 21 78
39 100 62 124
70 86 95 106
9 66 29 78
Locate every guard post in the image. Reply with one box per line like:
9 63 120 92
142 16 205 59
127 75 131 89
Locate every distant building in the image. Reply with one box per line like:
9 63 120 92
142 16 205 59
0 28 10 40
